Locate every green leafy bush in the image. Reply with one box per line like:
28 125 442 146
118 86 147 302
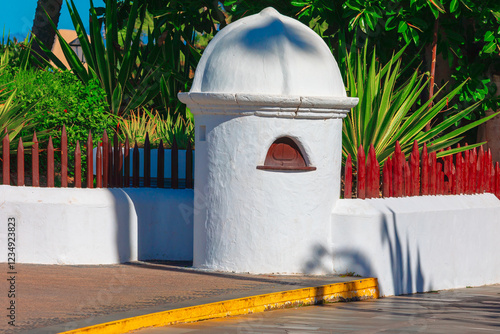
0 68 117 148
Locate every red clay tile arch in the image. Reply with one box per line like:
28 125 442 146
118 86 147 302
257 137 316 171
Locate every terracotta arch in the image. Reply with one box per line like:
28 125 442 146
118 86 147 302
257 137 316 171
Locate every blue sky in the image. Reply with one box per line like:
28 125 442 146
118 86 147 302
0 0 105 41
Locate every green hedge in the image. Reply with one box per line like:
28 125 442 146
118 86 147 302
0 68 117 148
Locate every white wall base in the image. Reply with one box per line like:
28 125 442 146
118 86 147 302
331 194 500 296
0 186 193 265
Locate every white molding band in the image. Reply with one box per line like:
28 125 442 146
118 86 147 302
178 92 358 119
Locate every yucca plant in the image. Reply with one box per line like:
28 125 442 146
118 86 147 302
35 0 160 116
342 43 499 165
118 108 194 149
0 86 38 152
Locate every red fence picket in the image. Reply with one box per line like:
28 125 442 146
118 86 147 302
75 140 81 188
102 130 109 188
344 153 352 199
113 133 120 187
86 131 93 189
343 140 500 200
3 130 10 185
61 126 68 187
96 144 102 188
17 138 24 186
47 136 54 188
357 146 366 199
32 132 39 187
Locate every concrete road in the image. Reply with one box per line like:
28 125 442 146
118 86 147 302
134 284 500 334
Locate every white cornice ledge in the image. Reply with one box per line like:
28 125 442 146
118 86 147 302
178 92 359 119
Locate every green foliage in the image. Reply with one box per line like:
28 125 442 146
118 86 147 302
228 0 500 128
118 108 194 149
0 86 38 152
34 0 160 117
0 68 116 148
343 43 499 165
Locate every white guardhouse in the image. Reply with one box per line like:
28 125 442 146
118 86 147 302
179 7 358 274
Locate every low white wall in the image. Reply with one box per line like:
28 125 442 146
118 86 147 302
331 194 500 296
0 185 193 265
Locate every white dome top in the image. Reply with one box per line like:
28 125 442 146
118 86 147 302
190 7 346 97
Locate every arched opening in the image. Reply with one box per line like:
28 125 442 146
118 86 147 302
257 137 316 171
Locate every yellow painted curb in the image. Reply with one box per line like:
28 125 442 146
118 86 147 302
61 277 378 334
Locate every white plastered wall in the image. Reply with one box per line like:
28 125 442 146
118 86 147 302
193 113 343 274
0 186 193 264
331 194 500 296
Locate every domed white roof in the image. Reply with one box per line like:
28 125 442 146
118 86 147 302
190 7 346 97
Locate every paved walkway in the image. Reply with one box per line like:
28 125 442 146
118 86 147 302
1 262 357 333
134 284 500 334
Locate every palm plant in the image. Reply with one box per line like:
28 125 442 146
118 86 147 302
0 86 38 152
34 0 160 116
342 43 499 165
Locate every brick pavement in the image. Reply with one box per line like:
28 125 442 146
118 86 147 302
0 261 356 333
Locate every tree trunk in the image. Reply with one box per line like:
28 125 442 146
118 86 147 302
426 19 439 131
31 0 63 62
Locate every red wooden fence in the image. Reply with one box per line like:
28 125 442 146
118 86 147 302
1 126 194 189
344 140 500 200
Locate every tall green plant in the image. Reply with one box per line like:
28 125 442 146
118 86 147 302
0 86 38 152
343 43 499 165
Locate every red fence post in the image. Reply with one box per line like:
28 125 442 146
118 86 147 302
108 138 114 187
357 145 366 199
393 142 403 197
171 137 179 189
96 144 102 188
471 148 477 194
32 132 39 187
455 150 463 194
157 140 164 188
114 133 120 187
86 131 93 189
17 138 24 186
495 162 500 199
133 142 139 188
410 140 419 196
430 151 437 195
344 153 352 199
75 140 81 188
144 133 151 188
3 130 10 185
102 130 109 188
368 145 379 198
366 146 374 198
124 136 130 187
61 125 68 187
47 136 54 187
186 140 194 189
382 157 392 197
404 161 411 197
487 149 494 193
477 146 484 193
421 144 429 195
